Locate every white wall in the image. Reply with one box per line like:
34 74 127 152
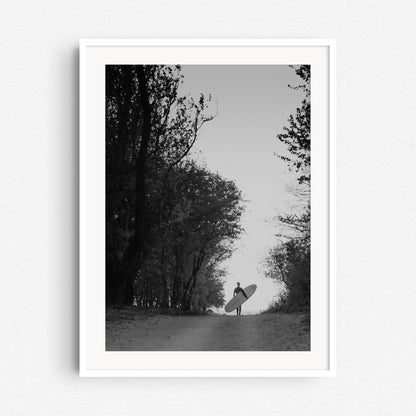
1 1 415 414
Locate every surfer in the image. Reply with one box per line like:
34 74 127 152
233 282 248 315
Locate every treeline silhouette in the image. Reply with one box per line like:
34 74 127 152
265 65 311 312
106 65 244 310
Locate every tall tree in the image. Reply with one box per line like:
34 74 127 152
264 65 311 312
113 65 152 305
106 65 214 305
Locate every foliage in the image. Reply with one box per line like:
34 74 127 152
106 65 243 310
135 161 244 310
265 65 311 312
277 65 311 185
264 239 310 312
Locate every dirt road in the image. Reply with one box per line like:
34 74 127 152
106 310 310 351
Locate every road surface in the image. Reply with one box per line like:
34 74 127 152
106 310 310 351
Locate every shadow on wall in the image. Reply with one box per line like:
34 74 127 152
53 46 80 374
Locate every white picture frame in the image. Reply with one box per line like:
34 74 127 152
80 39 336 377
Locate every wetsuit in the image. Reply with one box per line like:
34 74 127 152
233 286 248 315
233 286 248 298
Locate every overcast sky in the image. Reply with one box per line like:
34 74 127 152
180 65 305 313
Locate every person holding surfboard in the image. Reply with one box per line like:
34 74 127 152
224 283 257 314
233 282 248 315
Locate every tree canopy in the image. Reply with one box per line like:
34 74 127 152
106 65 244 310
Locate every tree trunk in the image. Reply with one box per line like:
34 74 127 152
172 248 183 308
160 244 170 308
113 65 152 305
182 251 205 310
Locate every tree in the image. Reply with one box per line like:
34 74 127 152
277 65 310 185
264 65 311 312
275 65 311 240
106 65 243 310
264 239 310 311
106 65 214 305
134 161 244 311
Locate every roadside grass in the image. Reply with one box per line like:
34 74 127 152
106 306 209 323
261 302 310 332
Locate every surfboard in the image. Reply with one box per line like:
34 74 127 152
224 284 257 313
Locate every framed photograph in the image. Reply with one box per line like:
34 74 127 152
80 39 336 377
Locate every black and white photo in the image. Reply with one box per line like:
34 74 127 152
105 64 311 351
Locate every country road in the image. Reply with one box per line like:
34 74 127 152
106 310 310 351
